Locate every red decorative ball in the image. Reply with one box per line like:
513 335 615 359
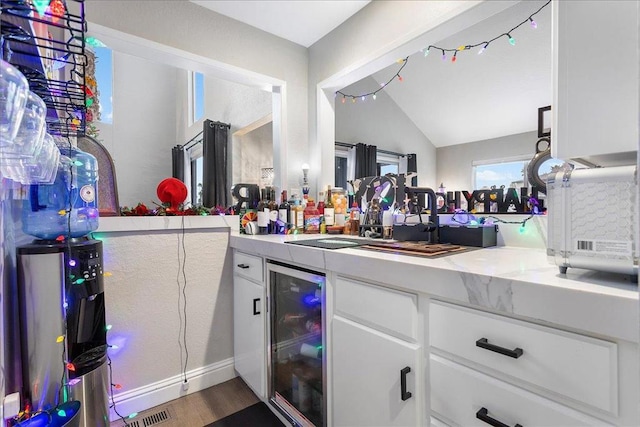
157 178 187 210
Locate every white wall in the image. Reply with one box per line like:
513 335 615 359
436 130 537 191
86 0 308 193
96 52 178 207
335 76 436 186
232 122 273 185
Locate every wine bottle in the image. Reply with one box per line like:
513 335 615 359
256 188 269 235
278 190 290 233
324 186 335 226
268 187 279 234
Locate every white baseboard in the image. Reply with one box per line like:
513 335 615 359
109 357 236 422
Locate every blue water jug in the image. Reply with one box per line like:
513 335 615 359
22 146 99 239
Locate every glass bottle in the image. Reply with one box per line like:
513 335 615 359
278 190 290 233
293 199 304 233
257 188 269 235
349 201 360 236
268 187 279 234
324 186 335 226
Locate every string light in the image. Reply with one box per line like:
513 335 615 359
32 0 51 16
66 362 75 371
335 56 409 103
85 37 107 48
128 413 138 419
335 1 549 101
56 335 65 343
106 324 113 331
48 0 65 23
68 378 81 386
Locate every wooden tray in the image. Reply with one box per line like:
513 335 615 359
359 241 467 257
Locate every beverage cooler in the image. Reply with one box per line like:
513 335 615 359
267 262 326 427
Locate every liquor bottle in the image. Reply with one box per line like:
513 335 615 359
257 188 269 235
293 199 304 233
268 187 279 234
324 186 335 226
317 191 325 215
278 190 290 233
349 201 360 236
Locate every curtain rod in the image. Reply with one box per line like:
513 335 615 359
183 130 204 151
335 141 405 158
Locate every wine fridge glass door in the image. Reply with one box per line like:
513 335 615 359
267 262 326 427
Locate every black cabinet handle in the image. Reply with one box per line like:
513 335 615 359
476 338 523 359
476 407 522 427
237 263 250 269
400 366 412 401
252 298 260 315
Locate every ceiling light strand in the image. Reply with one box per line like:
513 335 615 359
335 0 549 101
335 56 409 103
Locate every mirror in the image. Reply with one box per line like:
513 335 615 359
333 0 552 194
86 26 279 209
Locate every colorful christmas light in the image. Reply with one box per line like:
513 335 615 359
335 0 550 101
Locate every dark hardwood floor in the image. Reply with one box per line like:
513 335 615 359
110 377 260 427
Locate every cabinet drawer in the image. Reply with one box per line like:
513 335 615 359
431 354 611 427
234 251 263 282
429 301 617 414
335 276 418 342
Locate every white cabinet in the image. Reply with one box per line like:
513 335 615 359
233 251 265 399
332 316 421 427
552 0 639 162
429 301 637 426
331 276 423 426
431 354 610 426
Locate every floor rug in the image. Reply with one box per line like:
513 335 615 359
205 402 286 427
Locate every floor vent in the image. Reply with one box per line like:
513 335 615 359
120 409 171 427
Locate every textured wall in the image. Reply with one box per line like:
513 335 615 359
97 228 233 391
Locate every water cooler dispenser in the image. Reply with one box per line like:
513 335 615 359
16 145 109 426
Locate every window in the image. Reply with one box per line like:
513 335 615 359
189 71 205 124
93 46 113 124
473 157 529 191
472 156 571 212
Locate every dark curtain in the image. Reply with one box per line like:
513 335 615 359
407 153 417 186
202 119 230 208
355 143 377 178
171 145 185 182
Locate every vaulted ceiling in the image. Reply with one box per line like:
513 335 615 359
344 0 552 147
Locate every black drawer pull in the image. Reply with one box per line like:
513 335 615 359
400 366 412 401
476 338 523 359
476 407 522 427
252 298 260 315
237 263 250 269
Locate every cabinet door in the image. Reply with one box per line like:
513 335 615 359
332 315 421 427
234 275 265 399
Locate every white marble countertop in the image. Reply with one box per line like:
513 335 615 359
230 232 638 343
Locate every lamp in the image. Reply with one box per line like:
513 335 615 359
301 163 310 196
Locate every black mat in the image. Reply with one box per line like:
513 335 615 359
205 402 285 427
285 237 372 249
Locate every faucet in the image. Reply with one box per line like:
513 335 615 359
405 186 439 243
